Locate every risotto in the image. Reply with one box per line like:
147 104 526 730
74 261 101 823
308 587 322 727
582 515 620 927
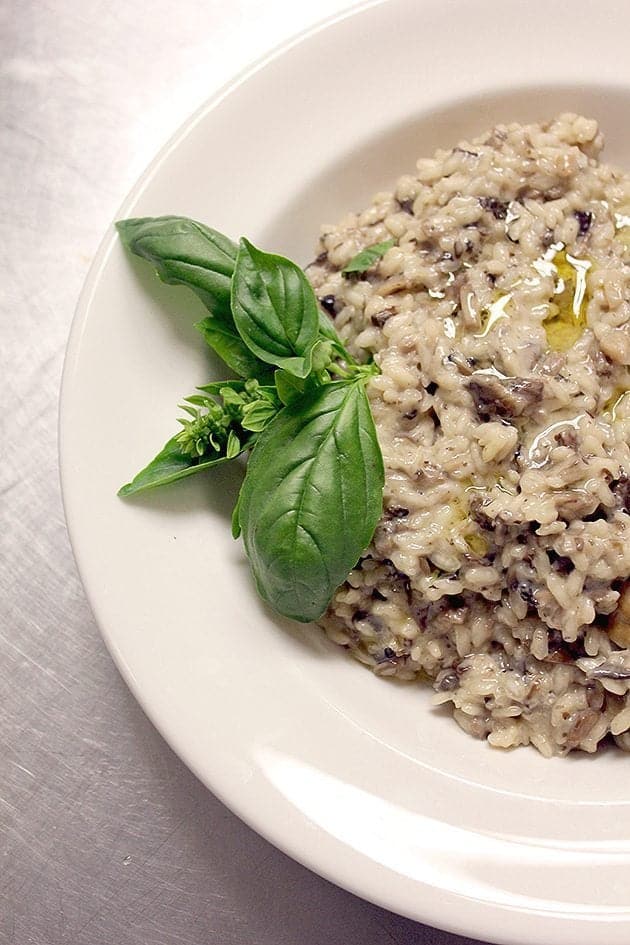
307 114 630 756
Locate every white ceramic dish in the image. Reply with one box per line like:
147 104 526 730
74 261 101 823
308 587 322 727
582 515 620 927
60 1 630 942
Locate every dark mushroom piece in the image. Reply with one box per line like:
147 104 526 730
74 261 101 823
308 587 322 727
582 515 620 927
479 196 509 220
466 375 544 421
574 210 592 237
607 583 630 648
612 475 630 513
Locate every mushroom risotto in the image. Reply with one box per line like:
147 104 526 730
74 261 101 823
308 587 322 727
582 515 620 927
308 114 630 756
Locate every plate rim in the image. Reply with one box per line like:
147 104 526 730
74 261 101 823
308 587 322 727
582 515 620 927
59 2 630 943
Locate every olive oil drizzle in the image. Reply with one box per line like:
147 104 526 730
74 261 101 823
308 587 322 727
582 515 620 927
533 242 591 351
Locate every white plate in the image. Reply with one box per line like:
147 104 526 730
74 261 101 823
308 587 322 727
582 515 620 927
60 1 630 942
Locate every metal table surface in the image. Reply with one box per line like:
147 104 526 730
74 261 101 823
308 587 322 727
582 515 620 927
1 2 481 942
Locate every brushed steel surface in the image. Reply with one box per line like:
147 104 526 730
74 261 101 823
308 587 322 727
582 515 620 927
1 1 479 942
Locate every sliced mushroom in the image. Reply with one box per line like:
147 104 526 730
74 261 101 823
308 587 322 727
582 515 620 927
379 275 409 297
607 583 630 648
612 475 630 513
565 709 599 749
466 375 544 421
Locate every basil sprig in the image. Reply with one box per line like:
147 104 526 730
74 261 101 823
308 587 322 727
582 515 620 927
118 380 279 496
117 215 385 622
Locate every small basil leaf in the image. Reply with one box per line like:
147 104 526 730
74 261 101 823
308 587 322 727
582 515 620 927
240 400 279 433
237 381 384 622
307 339 332 373
226 429 241 458
211 387 245 407
231 238 319 378
274 369 306 406
342 239 395 275
194 316 273 381
117 216 238 321
118 435 248 497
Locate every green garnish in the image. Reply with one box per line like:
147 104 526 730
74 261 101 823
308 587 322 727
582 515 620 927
342 238 395 275
116 216 385 622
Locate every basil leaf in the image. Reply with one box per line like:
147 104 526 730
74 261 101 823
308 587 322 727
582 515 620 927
316 306 351 355
116 216 237 321
194 316 273 381
226 429 241 458
240 399 279 432
315 307 360 368
118 217 275 380
118 434 249 496
342 239 394 275
237 381 384 622
274 369 306 406
231 238 319 378
309 339 334 374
